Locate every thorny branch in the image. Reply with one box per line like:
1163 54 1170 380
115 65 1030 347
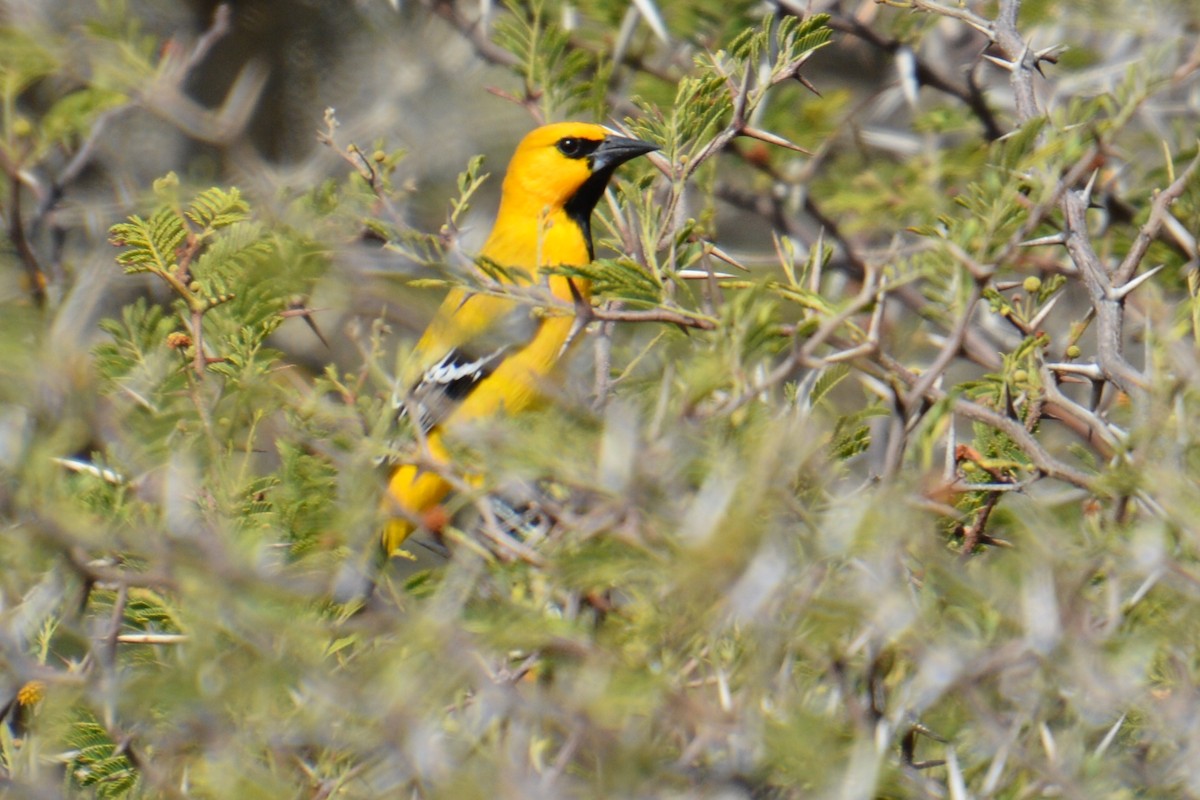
808 6 1005 140
1113 149 1200 287
854 0 1199 538
750 0 1190 535
1061 191 1148 396
393 0 1189 551
878 351 1098 491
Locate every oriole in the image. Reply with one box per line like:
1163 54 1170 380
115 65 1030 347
383 122 658 555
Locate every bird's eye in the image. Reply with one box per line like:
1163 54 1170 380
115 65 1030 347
556 136 602 160
556 137 601 159
556 137 584 158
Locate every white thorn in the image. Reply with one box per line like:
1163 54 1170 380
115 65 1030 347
1035 43 1066 62
1046 361 1104 379
1019 233 1066 248
52 457 127 485
676 269 735 280
1039 722 1058 763
947 750 967 800
706 243 751 272
897 46 920 109
810 227 826 293
1027 293 1061 330
1080 169 1100 208
630 0 669 44
1109 264 1164 300
1094 713 1126 758
982 53 1017 72
962 17 995 39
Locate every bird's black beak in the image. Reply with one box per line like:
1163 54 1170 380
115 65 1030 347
592 134 659 172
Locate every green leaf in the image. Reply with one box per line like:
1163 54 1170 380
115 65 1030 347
109 207 186 275
553 258 664 306
64 716 139 797
186 186 251 231
810 363 851 407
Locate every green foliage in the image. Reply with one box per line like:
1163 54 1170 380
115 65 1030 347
552 256 665 306
64 715 139 798
492 0 600 120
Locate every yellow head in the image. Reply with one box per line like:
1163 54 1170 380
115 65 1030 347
498 122 659 232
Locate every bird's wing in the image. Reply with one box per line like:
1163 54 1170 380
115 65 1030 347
405 345 508 434
397 289 541 435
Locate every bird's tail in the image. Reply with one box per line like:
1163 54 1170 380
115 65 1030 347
381 516 415 557
382 449 454 556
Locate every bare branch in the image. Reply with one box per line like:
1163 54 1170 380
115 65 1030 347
1061 191 1149 395
3 161 47 307
879 353 1099 490
588 304 717 330
1112 148 1200 287
816 9 1005 140
992 0 1040 121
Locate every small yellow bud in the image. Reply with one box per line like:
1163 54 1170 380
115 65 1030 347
1066 345 1081 359
1023 276 1042 293
166 332 192 350
17 680 45 706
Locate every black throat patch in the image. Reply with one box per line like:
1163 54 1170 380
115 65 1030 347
561 166 618 262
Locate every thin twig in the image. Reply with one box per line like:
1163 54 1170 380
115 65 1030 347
879 351 1098 490
1113 148 1200 287
421 0 521 69
814 8 1004 140
588 304 716 330
3 158 47 306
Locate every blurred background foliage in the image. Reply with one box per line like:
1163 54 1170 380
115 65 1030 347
2 0 1200 796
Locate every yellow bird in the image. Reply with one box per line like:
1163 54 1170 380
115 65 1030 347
383 122 658 555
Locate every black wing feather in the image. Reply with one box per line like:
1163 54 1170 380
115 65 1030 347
403 346 508 435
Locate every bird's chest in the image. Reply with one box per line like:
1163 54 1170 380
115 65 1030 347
484 210 591 273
